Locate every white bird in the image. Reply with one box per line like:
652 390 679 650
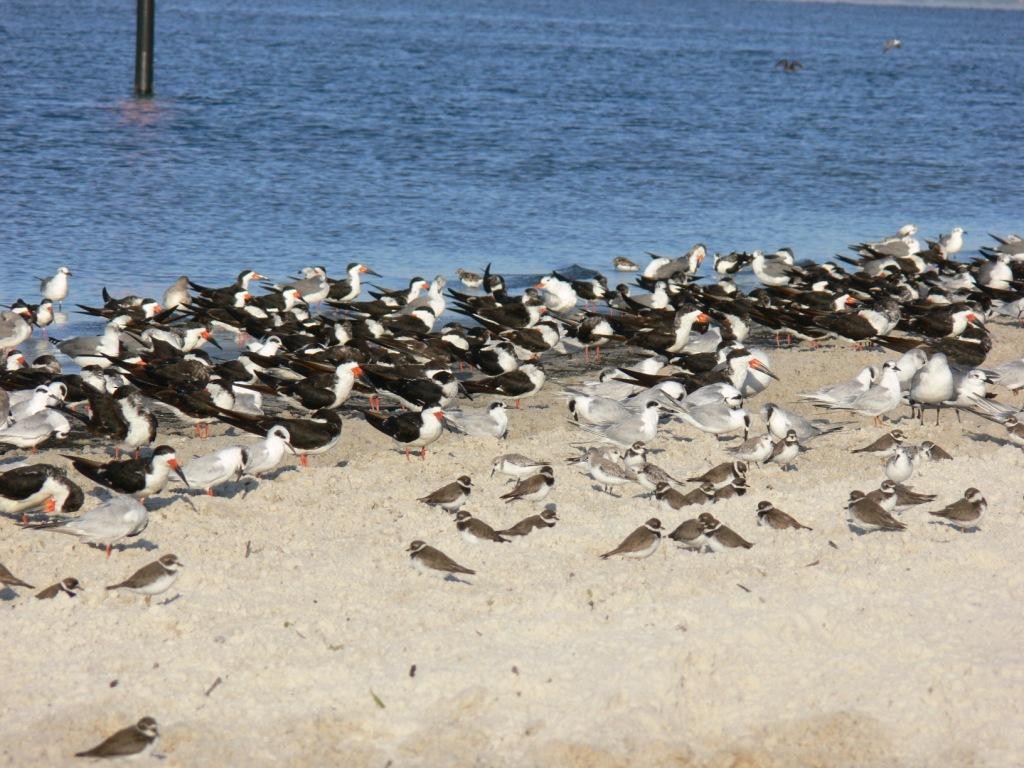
566 393 635 426
182 446 249 495
573 400 660 447
993 357 1024 394
9 384 65 422
884 446 914 484
895 348 928 390
26 494 148 557
727 433 774 463
243 426 295 478
535 275 579 313
674 395 750 438
445 402 509 439
0 408 71 450
798 365 876 406
0 310 32 352
761 402 841 442
39 266 72 307
909 353 954 423
821 360 902 426
56 318 126 369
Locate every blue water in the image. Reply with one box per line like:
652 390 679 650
2 0 1022 331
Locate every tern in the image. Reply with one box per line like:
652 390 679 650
25 494 149 557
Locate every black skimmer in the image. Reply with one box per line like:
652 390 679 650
216 409 344 466
462 363 545 408
66 445 187 498
326 263 381 303
364 405 444 459
0 463 84 522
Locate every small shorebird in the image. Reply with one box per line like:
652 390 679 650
407 540 476 578
600 518 663 559
75 717 159 759
107 554 183 605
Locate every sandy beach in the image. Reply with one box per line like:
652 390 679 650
0 320 1021 767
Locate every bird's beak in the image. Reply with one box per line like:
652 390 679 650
169 459 190 487
434 411 445 422
44 498 57 513
206 334 223 349
284 441 297 455
533 282 545 289
363 267 382 277
352 365 364 377
845 296 858 306
697 313 710 323
749 359 780 380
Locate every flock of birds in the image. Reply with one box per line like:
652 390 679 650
3 223 1024 756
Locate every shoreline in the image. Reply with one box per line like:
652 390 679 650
2 322 1023 766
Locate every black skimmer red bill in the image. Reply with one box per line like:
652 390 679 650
64 445 187 498
0 463 84 522
364 405 444 460
216 409 343 467
462 364 546 408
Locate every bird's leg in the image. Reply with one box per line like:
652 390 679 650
105 544 112 558
594 347 602 363
404 448 411 462
206 488 214 497
145 595 152 607
515 399 521 409
420 447 428 460
299 454 309 468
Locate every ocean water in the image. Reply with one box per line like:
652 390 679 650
1 0 1022 333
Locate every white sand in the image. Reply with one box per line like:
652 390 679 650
2 325 1023 767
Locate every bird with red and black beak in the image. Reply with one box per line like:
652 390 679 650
365 405 445 460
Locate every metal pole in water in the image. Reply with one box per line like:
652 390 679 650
134 0 155 97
